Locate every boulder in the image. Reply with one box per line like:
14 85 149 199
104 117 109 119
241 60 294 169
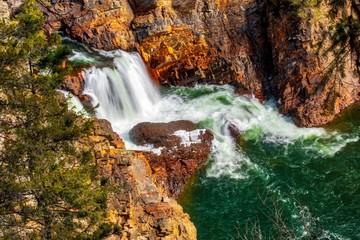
129 120 196 147
129 120 213 197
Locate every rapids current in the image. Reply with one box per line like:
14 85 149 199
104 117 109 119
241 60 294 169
67 43 360 239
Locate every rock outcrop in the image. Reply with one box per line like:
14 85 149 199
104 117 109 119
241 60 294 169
130 120 213 198
0 0 22 20
83 119 197 239
39 0 360 127
41 0 136 50
267 2 360 126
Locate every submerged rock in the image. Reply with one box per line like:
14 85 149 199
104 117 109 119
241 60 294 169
130 120 213 198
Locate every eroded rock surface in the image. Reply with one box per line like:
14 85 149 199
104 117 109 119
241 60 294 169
42 0 267 97
82 119 197 239
130 120 213 198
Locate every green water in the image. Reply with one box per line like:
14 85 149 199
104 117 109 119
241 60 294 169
178 100 360 239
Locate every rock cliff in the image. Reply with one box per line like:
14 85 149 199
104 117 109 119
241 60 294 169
37 0 360 127
267 1 360 126
40 0 267 97
85 119 197 239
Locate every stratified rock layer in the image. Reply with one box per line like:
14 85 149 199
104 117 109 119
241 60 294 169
130 120 213 198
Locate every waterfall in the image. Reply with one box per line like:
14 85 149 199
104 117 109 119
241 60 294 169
82 50 160 123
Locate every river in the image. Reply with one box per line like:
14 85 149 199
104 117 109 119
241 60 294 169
67 41 360 239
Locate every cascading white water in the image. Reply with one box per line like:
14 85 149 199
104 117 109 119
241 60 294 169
70 49 358 179
82 50 160 123
58 90 90 117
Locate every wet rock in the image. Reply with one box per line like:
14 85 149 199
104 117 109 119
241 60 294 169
129 120 213 198
42 0 266 96
129 120 196 147
228 123 241 142
42 0 359 127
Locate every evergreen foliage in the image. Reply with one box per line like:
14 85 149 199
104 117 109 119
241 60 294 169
0 1 109 239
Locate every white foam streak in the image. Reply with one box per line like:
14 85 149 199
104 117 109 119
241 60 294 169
68 50 99 65
173 129 206 147
207 138 251 179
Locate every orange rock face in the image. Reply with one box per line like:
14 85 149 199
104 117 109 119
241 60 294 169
42 0 136 50
63 70 84 96
43 0 267 95
130 0 267 96
267 2 360 126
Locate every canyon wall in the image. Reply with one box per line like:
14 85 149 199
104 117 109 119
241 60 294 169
35 0 360 127
41 0 267 97
86 119 197 239
1 0 359 125
267 2 360 126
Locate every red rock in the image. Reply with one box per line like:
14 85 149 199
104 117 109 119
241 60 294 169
129 120 196 147
129 120 213 198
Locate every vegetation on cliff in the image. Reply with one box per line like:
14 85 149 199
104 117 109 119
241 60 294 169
0 1 109 238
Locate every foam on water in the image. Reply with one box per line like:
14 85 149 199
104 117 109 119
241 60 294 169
173 129 206 147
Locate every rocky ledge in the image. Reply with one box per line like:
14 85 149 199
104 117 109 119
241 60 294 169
129 120 213 198
84 119 197 239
